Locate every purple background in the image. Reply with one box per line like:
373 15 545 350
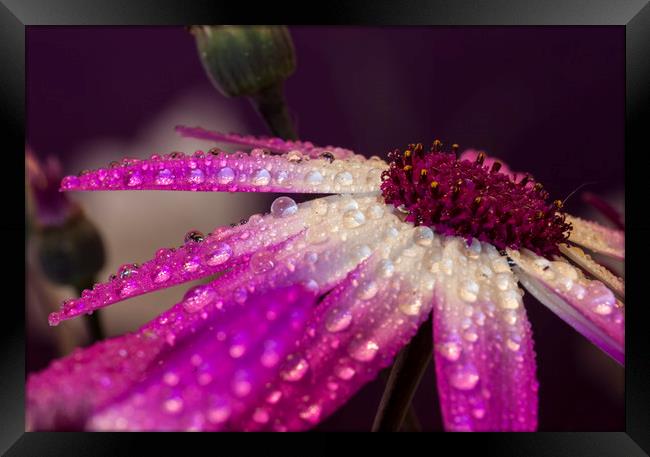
27 26 624 431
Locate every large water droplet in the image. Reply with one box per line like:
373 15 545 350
459 279 479 302
250 251 275 274
343 210 366 228
447 363 480 391
334 171 353 186
204 241 233 266
304 170 324 186
216 167 235 184
281 356 309 381
252 169 271 186
155 169 174 185
299 404 322 424
188 168 205 184
183 285 217 313
348 338 379 362
437 341 462 361
413 226 434 246
357 281 379 300
325 308 353 333
270 196 298 218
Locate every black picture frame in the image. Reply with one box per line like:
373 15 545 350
5 1 649 455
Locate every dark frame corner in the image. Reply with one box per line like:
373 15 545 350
5 0 649 455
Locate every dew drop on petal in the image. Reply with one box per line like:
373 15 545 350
325 308 353 333
216 167 235 184
281 356 310 382
250 251 275 274
163 397 184 414
343 210 366 228
252 169 271 186
155 169 174 185
413 226 434 246
357 281 379 300
447 363 480 391
153 266 171 283
188 168 205 184
270 196 298 218
348 338 379 362
182 285 217 313
204 241 233 266
335 365 356 380
304 170 324 186
436 341 462 361
459 280 479 303
334 171 353 186
299 404 322 424
253 408 270 424
266 390 283 404
498 290 521 309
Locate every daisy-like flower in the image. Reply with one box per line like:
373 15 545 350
27 126 624 431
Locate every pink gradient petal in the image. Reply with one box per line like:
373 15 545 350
48 204 310 325
60 148 385 195
509 248 624 365
431 238 538 431
175 125 356 159
564 214 624 260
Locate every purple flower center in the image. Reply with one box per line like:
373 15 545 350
380 142 571 257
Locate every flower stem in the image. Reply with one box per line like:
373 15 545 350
249 83 297 140
372 317 433 432
75 279 104 343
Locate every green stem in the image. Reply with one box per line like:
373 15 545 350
249 83 297 140
372 317 433 432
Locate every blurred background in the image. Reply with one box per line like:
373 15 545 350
26 26 624 431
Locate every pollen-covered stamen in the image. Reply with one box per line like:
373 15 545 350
380 143 571 257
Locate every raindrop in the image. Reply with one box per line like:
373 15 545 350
437 341 462 361
153 266 171 283
250 251 275 274
252 169 271 186
325 308 353 333
204 241 233 266
335 365 356 380
304 170 324 186
343 210 366 228
459 279 479 303
182 285 217 313
357 281 379 300
413 226 434 246
216 167 235 185
348 338 379 362
299 404 322 424
155 169 174 185
184 230 205 243
447 363 480 391
334 171 353 186
188 168 205 184
270 196 298 218
281 356 309 382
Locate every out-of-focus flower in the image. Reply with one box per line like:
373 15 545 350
190 25 297 139
26 149 106 289
27 127 624 431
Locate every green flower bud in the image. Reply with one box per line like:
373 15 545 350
35 211 106 289
191 25 298 140
192 25 296 98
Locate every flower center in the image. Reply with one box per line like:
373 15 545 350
380 142 570 257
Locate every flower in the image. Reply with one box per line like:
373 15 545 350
27 126 624 431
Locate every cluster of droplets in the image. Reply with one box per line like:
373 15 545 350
60 146 387 195
380 141 571 257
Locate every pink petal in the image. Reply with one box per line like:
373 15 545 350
431 238 538 431
564 214 624 260
60 149 385 195
509 248 624 365
175 125 356 159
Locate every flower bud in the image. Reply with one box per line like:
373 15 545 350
191 25 296 98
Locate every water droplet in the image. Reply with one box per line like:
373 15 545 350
495 273 511 291
153 266 171 283
506 338 521 352
437 341 462 361
592 300 613 315
260 341 280 368
126 170 143 186
182 285 217 313
335 365 356 380
413 226 434 246
155 169 174 185
216 167 235 185
253 408 270 424
357 281 378 300
163 371 179 386
378 259 395 278
325 308 353 333
334 171 353 186
447 363 480 390
343 210 366 228
399 296 423 316
281 356 309 382
188 168 205 184
299 404 322 424
270 196 298 218
348 338 379 362
207 403 231 424
471 406 486 419
118 263 139 279
266 390 283 404
204 241 232 266
304 170 323 186
367 204 384 219
286 150 303 162
459 280 479 302
232 371 252 397
463 329 479 342
184 230 204 243
310 198 328 216
118 280 139 298
250 251 275 274
61 175 80 189
183 257 200 272
252 169 271 186
163 397 183 414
